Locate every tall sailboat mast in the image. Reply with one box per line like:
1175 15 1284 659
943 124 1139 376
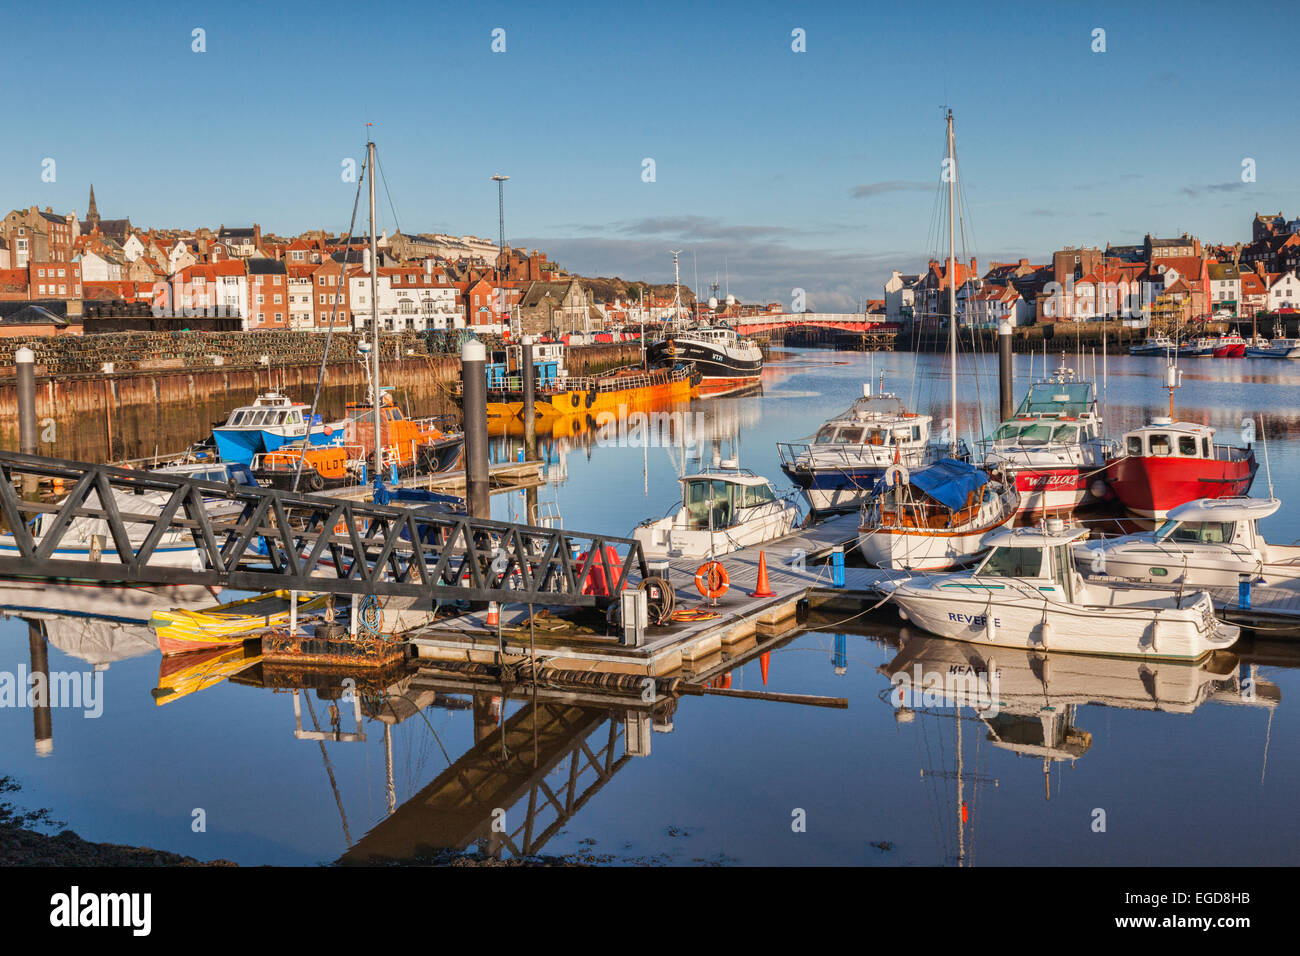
368 139 382 480
671 249 683 327
946 109 958 455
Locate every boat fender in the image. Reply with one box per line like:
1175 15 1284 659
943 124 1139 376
694 561 730 600
309 472 325 491
570 392 581 408
585 389 597 408
1090 478 1109 499
1038 616 1051 647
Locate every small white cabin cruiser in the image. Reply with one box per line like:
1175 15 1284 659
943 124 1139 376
882 524 1239 660
634 463 798 560
1073 496 1300 588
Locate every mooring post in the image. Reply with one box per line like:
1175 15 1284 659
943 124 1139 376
16 347 38 498
998 319 1014 423
521 335 537 462
461 338 491 519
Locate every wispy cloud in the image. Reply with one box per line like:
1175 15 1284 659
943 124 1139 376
850 180 932 199
1181 182 1245 197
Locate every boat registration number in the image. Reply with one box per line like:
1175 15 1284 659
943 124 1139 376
948 612 1001 627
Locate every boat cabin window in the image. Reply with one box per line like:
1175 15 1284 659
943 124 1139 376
979 546 1044 578
684 479 736 530
1050 545 1075 601
1127 435 1142 456
1202 438 1211 457
838 427 864 444
741 483 777 508
814 426 837 444
1178 436 1198 456
1148 434 1171 456
1155 520 1237 545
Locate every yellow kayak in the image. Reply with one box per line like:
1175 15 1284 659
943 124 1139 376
150 590 330 656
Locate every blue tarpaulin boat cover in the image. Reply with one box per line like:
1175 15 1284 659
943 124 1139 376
877 457 988 512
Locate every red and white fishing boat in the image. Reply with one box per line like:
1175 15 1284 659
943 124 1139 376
982 361 1115 515
1102 364 1257 519
1212 330 1247 358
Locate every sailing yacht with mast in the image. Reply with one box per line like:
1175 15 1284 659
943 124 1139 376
857 110 1017 569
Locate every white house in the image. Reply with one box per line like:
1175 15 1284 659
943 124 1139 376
1268 271 1300 310
884 270 920 322
121 233 146 262
78 250 124 282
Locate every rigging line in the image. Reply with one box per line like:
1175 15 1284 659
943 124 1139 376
375 151 404 242
305 693 353 848
292 146 367 492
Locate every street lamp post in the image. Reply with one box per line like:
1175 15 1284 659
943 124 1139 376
491 174 509 281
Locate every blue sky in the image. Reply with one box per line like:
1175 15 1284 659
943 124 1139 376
3 0 1296 309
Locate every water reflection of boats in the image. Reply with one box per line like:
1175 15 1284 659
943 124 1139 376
0 580 217 624
879 629 1279 861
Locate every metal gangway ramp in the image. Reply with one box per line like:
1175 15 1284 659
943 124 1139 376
0 449 646 608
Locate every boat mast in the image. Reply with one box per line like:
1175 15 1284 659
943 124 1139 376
671 250 683 329
368 139 382 481
946 110 958 455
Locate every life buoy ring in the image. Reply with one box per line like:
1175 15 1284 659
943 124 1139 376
694 561 730 600
570 392 581 408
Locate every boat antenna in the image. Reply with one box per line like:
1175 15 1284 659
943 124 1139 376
1261 416 1274 501
1164 360 1181 420
670 250 682 330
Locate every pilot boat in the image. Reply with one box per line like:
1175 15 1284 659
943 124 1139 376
251 391 463 492
211 391 345 465
982 362 1115 515
633 462 798 560
857 457 1018 570
778 381 949 514
881 524 1240 660
1073 496 1300 588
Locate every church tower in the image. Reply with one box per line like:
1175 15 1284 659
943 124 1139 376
87 184 100 228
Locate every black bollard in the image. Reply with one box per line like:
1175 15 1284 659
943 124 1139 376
998 319 1014 423
461 338 490 518
521 335 536 461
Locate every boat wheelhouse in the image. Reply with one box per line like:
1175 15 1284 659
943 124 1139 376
633 463 798 560
982 364 1115 515
211 391 344 465
1245 328 1300 359
1103 418 1257 519
1178 336 1217 358
857 457 1018 571
882 524 1240 660
777 383 946 514
1074 496 1300 588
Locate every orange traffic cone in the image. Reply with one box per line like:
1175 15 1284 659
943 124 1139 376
760 651 770 686
486 601 500 627
750 550 776 598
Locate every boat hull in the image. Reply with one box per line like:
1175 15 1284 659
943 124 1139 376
1246 345 1300 359
646 339 762 380
1002 465 1096 515
889 583 1238 660
634 505 798 561
780 464 888 513
1105 452 1257 519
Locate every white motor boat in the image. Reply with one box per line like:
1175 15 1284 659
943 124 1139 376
1073 496 1300 588
882 524 1240 660
633 463 798 560
1245 333 1300 359
982 362 1116 515
778 380 955 514
858 457 1018 570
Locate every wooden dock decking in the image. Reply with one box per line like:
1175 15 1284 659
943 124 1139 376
318 459 545 502
407 511 873 676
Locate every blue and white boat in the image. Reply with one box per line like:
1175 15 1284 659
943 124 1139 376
777 382 958 513
211 391 345 465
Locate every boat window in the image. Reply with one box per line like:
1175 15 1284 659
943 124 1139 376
1202 438 1211 457
389 408 404 420
979 546 1044 578
1017 423 1056 446
1178 436 1197 456
1052 425 1079 445
1051 545 1074 601
742 484 777 507
911 426 921 442
1148 434 1171 456
993 422 1024 442
838 427 864 444
814 427 837 445
288 411 301 424
1156 520 1237 544
1127 435 1142 456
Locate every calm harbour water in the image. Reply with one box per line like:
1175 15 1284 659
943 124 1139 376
3 347 1299 865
